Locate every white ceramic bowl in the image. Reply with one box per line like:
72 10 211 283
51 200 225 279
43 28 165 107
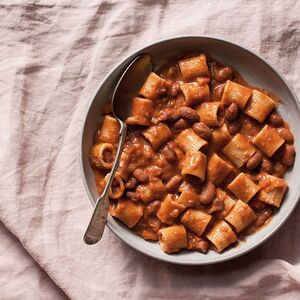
80 36 300 265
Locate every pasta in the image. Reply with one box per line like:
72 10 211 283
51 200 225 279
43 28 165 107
244 90 277 123
176 128 207 152
90 53 295 255
90 143 116 170
221 80 252 109
211 123 232 150
227 172 260 203
104 173 125 199
181 208 212 235
126 97 154 126
225 200 257 232
258 175 288 207
223 133 256 168
111 199 143 228
216 189 236 219
139 72 167 99
177 190 200 208
180 83 210 106
97 115 120 144
178 54 209 80
196 102 224 127
207 153 234 186
181 151 207 181
252 125 285 157
206 220 237 252
158 224 187 253
156 194 186 225
142 123 172 150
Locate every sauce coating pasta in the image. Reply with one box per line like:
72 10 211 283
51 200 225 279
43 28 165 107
90 54 296 254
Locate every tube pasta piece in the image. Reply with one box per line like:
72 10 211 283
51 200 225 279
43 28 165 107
216 189 236 219
244 90 277 123
182 151 207 181
176 128 207 152
158 224 187 253
139 72 167 99
227 173 260 203
252 125 285 157
97 115 120 144
180 82 210 106
222 133 256 168
206 220 237 252
258 175 287 208
136 178 166 204
156 194 186 225
221 80 252 109
196 102 224 127
91 143 116 169
211 123 232 150
104 173 125 199
180 208 212 235
111 199 143 228
178 54 209 81
142 123 172 150
177 190 200 208
225 200 257 232
207 154 234 186
126 97 154 126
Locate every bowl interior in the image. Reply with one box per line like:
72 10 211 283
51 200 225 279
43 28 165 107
81 36 300 265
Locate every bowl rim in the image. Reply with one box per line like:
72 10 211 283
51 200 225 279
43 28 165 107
79 35 300 265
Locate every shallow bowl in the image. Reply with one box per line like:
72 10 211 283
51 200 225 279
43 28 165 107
80 36 300 265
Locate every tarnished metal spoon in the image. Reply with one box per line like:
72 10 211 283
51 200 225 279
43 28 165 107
84 53 152 245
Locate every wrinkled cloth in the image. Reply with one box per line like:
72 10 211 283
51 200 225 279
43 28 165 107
1 0 300 299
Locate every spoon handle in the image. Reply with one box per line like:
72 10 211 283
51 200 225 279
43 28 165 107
83 121 127 245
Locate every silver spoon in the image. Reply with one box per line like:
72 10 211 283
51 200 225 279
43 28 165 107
84 53 152 245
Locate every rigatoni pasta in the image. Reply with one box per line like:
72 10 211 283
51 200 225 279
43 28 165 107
176 128 207 152
227 172 260 203
225 200 257 232
244 90 277 123
90 52 295 255
223 133 256 168
181 151 207 181
221 80 252 109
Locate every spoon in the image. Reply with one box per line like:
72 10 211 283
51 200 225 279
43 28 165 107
84 53 152 245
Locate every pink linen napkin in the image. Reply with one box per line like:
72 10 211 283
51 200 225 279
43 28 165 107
1 0 300 299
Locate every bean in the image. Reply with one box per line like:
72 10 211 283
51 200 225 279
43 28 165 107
174 118 190 130
126 191 140 202
281 144 295 167
133 168 149 184
196 76 210 85
162 145 177 163
125 177 138 190
192 122 212 140
261 158 273 173
199 182 216 204
255 207 272 227
187 232 209 253
178 107 200 123
268 113 284 127
213 84 225 100
214 66 233 82
277 127 294 144
225 103 239 121
165 175 183 193
228 118 242 135
157 108 180 122
146 200 161 216
208 198 225 214
246 152 263 170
